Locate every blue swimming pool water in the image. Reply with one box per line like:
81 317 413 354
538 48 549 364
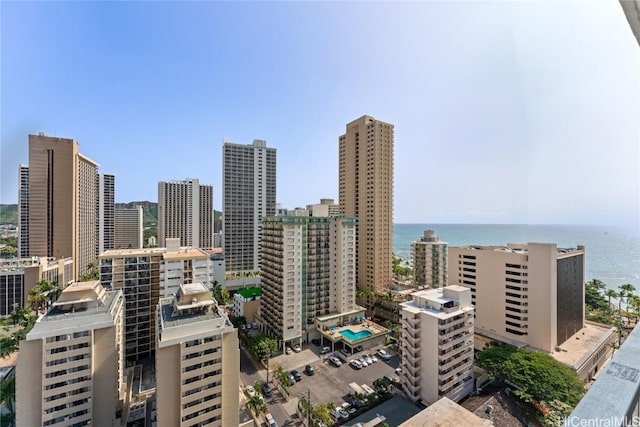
339 329 372 341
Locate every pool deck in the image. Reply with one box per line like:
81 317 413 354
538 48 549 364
318 319 389 345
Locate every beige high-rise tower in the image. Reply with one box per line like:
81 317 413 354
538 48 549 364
28 133 101 280
339 115 394 298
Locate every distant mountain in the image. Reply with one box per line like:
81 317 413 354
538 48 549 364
0 204 18 225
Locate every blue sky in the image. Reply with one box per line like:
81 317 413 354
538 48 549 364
1 1 639 226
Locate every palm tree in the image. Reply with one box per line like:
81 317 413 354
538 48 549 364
605 289 618 310
629 295 640 323
0 375 15 426
619 284 637 312
0 337 18 359
245 394 266 415
587 279 606 293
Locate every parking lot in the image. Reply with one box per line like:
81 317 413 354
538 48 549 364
283 346 401 413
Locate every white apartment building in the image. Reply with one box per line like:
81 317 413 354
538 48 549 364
17 281 125 426
156 283 239 427
258 215 358 348
115 205 144 249
448 243 585 353
400 286 475 405
222 140 276 273
413 230 448 288
158 178 214 250
306 198 340 217
99 241 215 362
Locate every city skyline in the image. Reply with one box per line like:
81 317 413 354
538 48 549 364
2 1 639 226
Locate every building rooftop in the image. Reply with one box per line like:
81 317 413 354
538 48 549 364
237 287 262 299
99 246 209 259
551 321 616 369
455 243 584 256
401 287 474 319
399 397 492 427
27 283 122 338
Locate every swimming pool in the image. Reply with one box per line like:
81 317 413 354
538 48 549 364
339 329 372 341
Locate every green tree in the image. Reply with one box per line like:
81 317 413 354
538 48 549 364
585 280 610 312
0 337 18 358
245 394 267 414
0 375 15 425
311 402 335 427
619 284 636 312
476 343 585 407
604 289 618 310
80 262 99 281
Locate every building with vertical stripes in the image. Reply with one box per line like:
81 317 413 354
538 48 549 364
158 178 213 250
339 115 394 300
222 140 276 273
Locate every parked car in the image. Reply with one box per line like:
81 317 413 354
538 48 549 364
377 349 391 360
329 356 342 367
370 354 378 363
311 338 321 346
320 346 331 354
245 385 256 397
293 344 302 353
285 347 293 355
355 346 363 352
358 356 369 367
261 382 273 397
304 365 315 375
265 413 278 427
291 370 302 382
350 359 363 369
363 354 373 364
287 373 296 385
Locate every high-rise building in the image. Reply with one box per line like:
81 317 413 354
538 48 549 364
413 230 448 288
115 206 144 249
339 115 394 298
155 283 239 427
158 178 213 249
222 140 276 272
400 286 475 405
258 214 359 348
26 133 108 280
18 164 29 258
99 242 216 362
17 280 125 426
98 172 115 254
0 257 73 315
448 243 585 352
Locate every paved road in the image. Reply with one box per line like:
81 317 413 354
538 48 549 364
239 345 292 426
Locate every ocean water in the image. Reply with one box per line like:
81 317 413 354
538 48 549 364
393 224 640 291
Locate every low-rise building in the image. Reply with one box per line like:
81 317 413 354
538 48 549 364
233 287 262 323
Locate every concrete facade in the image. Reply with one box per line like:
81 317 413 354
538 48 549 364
99 244 214 362
448 243 585 353
155 283 239 427
114 206 144 249
18 164 29 258
98 172 116 254
258 215 358 348
339 115 394 298
17 281 125 426
413 230 448 289
400 286 475 405
158 178 214 250
222 140 276 273
27 133 105 280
